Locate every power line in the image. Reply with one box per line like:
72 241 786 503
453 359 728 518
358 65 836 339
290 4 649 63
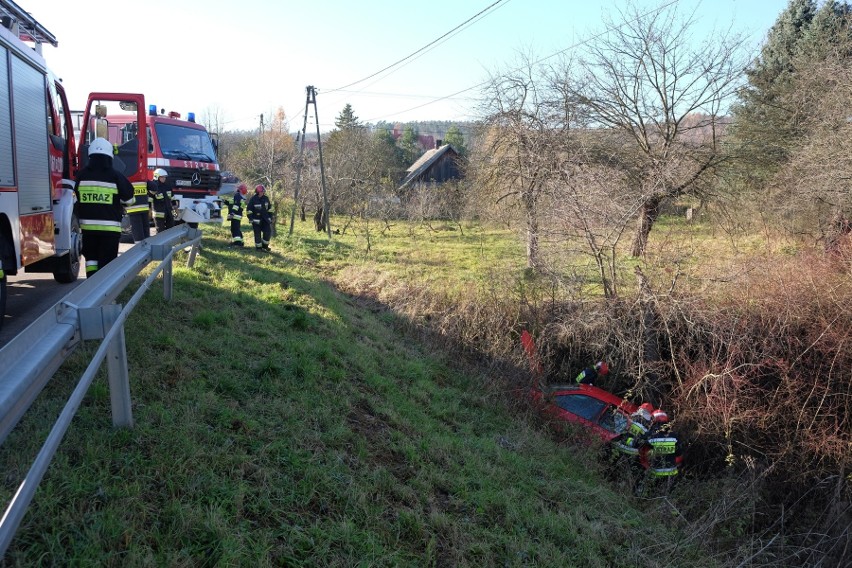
324 0 509 95
360 0 682 124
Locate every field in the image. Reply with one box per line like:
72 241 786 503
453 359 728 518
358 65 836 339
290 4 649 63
0 219 722 567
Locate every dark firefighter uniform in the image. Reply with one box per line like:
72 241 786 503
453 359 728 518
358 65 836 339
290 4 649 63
148 169 174 232
125 181 150 241
246 185 273 250
575 361 608 385
226 185 247 246
74 138 135 277
640 423 682 479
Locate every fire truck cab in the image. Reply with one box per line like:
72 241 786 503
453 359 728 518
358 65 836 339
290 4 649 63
0 0 80 330
78 93 223 226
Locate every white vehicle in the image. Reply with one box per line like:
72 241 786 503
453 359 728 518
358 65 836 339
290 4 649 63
0 0 80 330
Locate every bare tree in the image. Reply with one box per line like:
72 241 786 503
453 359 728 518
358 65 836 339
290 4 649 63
231 107 295 214
201 105 227 139
571 1 747 256
472 52 580 270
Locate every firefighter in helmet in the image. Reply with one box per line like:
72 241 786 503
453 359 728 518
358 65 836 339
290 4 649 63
125 174 150 242
147 168 174 232
226 183 248 246
639 409 683 480
246 184 273 251
612 402 654 459
73 137 135 277
575 360 609 385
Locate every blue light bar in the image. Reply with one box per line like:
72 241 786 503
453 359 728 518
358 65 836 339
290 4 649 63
188 112 195 123
148 104 157 116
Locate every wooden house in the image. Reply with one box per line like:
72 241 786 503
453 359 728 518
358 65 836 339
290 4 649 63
398 141 462 190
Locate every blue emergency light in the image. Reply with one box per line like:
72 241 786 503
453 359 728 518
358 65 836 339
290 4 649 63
188 112 196 123
148 104 157 116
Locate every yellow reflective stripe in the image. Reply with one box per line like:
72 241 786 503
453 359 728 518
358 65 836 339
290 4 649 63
81 219 122 232
81 225 121 232
132 182 147 196
629 423 648 436
650 438 677 454
78 189 117 203
649 467 679 477
126 205 149 213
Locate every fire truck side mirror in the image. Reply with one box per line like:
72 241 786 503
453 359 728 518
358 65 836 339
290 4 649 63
95 117 108 139
95 104 107 118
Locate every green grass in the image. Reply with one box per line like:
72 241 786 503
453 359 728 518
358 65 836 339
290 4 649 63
0 220 714 567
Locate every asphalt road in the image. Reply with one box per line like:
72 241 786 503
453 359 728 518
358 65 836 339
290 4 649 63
0 241 134 348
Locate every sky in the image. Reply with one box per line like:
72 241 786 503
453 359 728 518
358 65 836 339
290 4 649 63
18 0 791 133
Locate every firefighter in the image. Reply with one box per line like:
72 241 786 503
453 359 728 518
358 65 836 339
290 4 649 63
125 178 150 242
147 168 174 232
640 409 683 479
575 360 608 385
226 183 248 246
74 137 135 277
612 402 654 458
246 184 273 251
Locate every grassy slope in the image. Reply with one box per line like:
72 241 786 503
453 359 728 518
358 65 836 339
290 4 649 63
0 222 710 567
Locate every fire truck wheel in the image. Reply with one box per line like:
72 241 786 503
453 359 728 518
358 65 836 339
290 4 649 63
53 214 81 283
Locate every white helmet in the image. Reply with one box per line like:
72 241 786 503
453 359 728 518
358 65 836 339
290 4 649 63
89 137 113 158
153 168 168 179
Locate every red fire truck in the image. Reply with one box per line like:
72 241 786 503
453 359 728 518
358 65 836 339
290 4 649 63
0 0 80 330
77 93 223 226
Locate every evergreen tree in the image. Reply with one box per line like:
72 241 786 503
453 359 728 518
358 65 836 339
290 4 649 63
334 104 361 130
443 126 467 156
372 128 406 185
798 0 852 59
727 0 852 183
398 126 420 165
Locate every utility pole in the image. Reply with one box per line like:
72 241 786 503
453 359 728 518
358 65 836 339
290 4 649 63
289 85 331 238
289 90 310 236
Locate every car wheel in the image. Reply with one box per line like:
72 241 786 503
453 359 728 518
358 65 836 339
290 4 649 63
54 214 82 283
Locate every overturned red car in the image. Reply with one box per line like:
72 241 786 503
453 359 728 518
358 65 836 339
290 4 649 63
530 382 639 442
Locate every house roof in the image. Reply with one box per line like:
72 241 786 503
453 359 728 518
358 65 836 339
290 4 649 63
399 144 457 189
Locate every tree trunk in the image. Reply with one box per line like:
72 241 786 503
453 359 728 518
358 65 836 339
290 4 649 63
635 266 661 407
313 207 326 232
523 190 540 269
631 196 662 257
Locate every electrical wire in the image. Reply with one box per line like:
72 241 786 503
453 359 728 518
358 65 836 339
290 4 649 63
324 0 509 95
359 0 682 124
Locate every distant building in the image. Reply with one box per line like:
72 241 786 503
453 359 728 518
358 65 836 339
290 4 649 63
398 141 462 190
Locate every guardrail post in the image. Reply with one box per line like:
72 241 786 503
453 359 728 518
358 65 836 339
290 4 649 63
163 257 173 301
102 304 133 428
186 242 199 267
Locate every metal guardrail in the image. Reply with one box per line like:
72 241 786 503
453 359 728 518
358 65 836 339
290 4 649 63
0 224 202 556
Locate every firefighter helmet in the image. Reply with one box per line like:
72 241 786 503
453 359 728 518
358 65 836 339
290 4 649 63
652 409 669 423
153 168 168 180
238 183 248 195
595 361 609 376
639 402 654 414
255 184 265 194
88 137 113 158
